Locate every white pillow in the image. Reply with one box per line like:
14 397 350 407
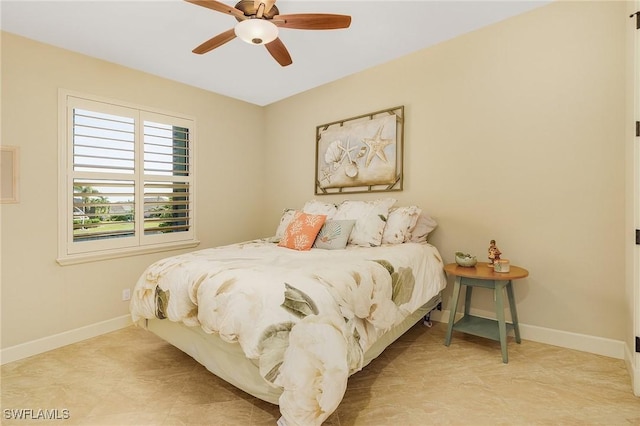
333 198 396 247
382 206 422 244
275 208 296 240
302 200 338 219
409 213 438 243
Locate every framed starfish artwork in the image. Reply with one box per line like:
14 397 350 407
315 106 404 195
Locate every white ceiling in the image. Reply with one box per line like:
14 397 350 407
1 0 550 106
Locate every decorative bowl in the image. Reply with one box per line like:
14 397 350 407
455 252 477 267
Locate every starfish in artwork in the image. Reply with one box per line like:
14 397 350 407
337 138 357 164
363 125 394 167
319 167 332 184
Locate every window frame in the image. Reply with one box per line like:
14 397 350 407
57 90 199 265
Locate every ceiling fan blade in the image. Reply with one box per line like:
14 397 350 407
193 28 237 54
273 13 351 30
265 38 292 67
185 0 246 19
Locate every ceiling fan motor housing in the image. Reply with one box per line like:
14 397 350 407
234 0 279 21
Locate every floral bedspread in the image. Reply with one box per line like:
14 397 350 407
130 239 446 425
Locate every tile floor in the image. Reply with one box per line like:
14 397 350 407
2 321 639 425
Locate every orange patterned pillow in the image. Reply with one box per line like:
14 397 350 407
278 211 327 251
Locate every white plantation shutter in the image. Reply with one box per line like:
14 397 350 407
141 115 193 242
58 92 197 263
72 108 136 244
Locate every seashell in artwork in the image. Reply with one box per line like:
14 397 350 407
345 162 358 177
325 140 344 168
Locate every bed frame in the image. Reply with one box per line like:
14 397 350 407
145 293 442 405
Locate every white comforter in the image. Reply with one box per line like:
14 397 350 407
130 239 446 425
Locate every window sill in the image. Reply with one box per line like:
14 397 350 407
56 240 201 266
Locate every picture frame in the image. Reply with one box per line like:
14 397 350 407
315 105 404 195
1 146 19 203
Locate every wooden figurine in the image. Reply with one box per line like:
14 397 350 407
488 239 501 265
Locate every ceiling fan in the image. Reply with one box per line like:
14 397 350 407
185 0 352 67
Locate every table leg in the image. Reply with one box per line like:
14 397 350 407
495 281 508 363
463 285 473 317
506 281 521 344
444 277 462 346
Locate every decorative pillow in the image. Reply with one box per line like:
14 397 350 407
382 206 422 244
302 200 338 219
278 211 327 251
409 213 438 243
313 220 356 250
333 198 396 247
274 208 296 240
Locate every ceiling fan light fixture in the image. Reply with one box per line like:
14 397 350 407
234 18 278 45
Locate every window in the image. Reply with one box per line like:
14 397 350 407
58 91 198 264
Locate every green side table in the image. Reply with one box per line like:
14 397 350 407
443 262 529 363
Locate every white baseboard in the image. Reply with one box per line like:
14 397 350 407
0 314 132 365
0 310 628 365
430 309 625 360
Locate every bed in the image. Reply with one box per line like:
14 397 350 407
130 199 447 425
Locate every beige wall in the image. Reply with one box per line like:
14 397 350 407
0 32 266 348
263 1 627 340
